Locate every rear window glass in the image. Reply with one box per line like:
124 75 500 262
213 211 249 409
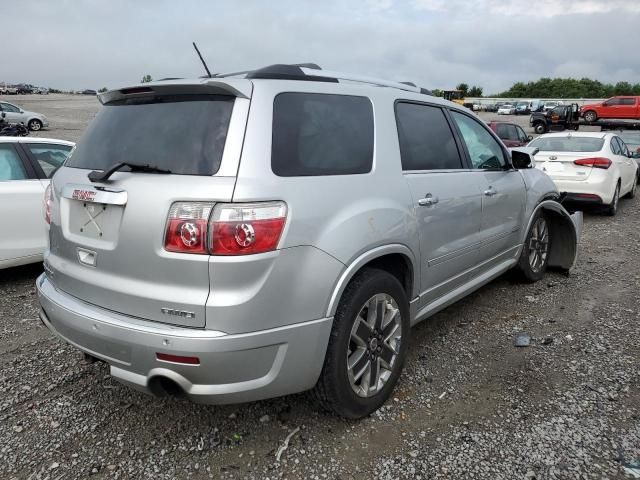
25 143 72 178
528 136 604 152
65 94 234 175
619 132 640 147
271 93 373 176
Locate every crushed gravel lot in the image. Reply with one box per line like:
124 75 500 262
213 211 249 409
0 95 638 479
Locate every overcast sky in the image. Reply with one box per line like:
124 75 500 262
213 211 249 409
3 0 640 93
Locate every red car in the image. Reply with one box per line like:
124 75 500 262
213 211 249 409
581 96 640 122
487 121 532 147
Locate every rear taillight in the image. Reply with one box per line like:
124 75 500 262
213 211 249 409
210 202 287 256
164 202 214 254
44 184 52 225
573 157 611 169
163 201 287 256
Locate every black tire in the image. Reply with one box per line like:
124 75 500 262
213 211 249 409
534 123 547 135
28 119 42 131
583 110 597 123
515 210 551 283
627 176 637 199
313 268 410 419
605 183 620 216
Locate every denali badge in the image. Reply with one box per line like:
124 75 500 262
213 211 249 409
161 308 196 319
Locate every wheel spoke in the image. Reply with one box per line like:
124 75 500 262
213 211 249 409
353 320 372 346
369 357 380 390
374 299 384 330
349 348 369 380
379 342 396 365
382 317 399 339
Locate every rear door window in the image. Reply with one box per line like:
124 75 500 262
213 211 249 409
271 93 373 176
395 102 463 170
65 94 234 175
0 144 27 181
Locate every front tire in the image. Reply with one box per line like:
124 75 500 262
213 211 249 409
28 119 42 131
313 268 410 418
515 211 550 283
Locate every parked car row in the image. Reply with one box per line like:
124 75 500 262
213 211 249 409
0 83 49 95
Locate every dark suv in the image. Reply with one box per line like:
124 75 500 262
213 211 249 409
487 121 532 147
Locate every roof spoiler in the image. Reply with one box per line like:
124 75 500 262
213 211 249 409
98 79 252 105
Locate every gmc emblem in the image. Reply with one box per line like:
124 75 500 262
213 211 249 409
72 189 97 201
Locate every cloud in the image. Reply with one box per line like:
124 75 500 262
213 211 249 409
413 0 640 17
1 0 639 94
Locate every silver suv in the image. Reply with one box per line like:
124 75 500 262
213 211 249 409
37 65 582 418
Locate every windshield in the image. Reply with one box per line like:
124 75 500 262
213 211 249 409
501 105 512 108
65 94 234 175
529 136 604 152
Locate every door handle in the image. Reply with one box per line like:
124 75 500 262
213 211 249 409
418 194 439 206
484 187 497 197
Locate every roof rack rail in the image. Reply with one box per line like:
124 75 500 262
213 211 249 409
213 63 433 96
298 67 431 95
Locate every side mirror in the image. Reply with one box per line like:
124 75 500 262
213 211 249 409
510 147 539 169
527 135 533 141
19 110 24 114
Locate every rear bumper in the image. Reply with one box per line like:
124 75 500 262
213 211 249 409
36 274 332 404
553 176 615 205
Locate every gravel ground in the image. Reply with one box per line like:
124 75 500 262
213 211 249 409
0 95 639 479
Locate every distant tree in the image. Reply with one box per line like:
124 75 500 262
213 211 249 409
141 75 153 83
468 85 483 97
48 88 62 94
455 83 469 96
614 81 633 95
495 77 636 98
431 88 443 97
98 87 108 93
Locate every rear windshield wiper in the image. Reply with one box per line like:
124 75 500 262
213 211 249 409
88 162 172 182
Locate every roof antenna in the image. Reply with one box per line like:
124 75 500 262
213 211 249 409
192 42 212 78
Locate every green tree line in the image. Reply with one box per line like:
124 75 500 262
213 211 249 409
495 77 640 98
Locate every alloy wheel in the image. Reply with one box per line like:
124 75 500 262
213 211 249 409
528 217 549 273
347 294 402 398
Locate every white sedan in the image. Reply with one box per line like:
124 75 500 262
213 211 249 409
0 137 74 268
529 132 638 215
497 104 515 115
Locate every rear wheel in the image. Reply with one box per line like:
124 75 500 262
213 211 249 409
583 110 597 123
627 176 637 199
534 123 547 134
313 268 410 418
515 211 550 283
605 183 620 216
28 119 42 131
